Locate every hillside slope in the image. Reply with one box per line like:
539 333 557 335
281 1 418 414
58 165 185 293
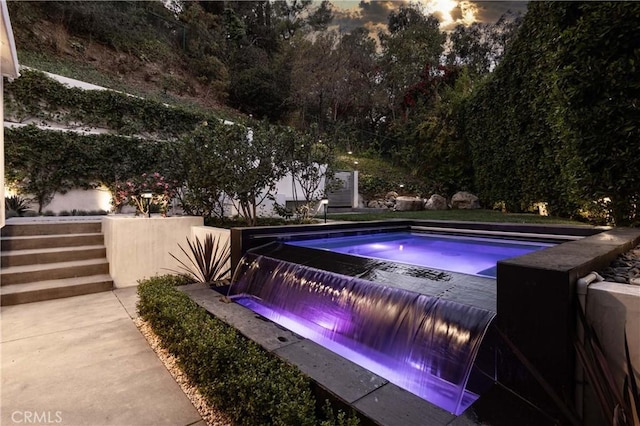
8 1 228 113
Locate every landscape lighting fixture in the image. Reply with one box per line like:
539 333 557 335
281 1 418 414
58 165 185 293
141 192 153 218
320 197 329 223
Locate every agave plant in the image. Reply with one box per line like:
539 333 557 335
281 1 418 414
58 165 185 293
5 195 33 216
169 234 231 285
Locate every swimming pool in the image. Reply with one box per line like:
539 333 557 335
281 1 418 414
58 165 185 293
286 231 554 278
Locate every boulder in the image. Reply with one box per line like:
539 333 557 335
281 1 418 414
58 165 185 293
367 199 387 209
424 194 448 210
385 191 399 200
395 196 424 211
451 191 480 209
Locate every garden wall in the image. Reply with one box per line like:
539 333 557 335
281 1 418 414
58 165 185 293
102 215 203 287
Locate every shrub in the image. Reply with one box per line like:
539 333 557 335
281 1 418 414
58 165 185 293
168 234 231 284
137 276 359 426
4 195 33 216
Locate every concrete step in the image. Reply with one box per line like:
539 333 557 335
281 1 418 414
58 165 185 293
1 221 102 237
1 233 104 251
1 245 107 268
0 274 114 306
1 259 110 286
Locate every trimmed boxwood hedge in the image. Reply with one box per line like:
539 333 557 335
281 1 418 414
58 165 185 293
137 275 359 426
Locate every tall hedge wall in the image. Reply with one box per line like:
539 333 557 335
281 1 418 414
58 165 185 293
461 2 640 225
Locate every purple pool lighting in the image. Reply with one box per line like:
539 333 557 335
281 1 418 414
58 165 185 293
287 231 554 277
230 253 497 415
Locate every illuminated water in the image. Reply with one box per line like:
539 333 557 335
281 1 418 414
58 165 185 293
287 231 553 277
230 253 497 415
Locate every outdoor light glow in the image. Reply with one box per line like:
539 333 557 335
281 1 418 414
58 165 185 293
230 253 497 415
289 232 553 278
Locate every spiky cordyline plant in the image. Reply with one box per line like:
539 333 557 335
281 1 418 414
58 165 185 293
168 234 231 285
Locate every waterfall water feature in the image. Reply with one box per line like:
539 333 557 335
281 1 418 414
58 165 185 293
229 251 497 415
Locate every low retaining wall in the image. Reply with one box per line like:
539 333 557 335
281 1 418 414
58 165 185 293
102 215 203 287
583 281 640 424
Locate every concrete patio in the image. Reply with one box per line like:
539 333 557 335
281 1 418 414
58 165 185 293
1 288 203 426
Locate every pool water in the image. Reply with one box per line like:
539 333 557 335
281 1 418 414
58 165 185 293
286 231 553 278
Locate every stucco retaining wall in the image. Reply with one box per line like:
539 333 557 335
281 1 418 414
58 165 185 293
102 215 203 287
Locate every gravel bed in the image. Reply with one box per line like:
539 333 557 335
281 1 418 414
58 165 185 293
134 317 233 426
598 243 640 285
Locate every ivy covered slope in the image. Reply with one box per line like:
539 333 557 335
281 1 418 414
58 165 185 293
3 70 336 224
460 2 640 226
3 69 230 139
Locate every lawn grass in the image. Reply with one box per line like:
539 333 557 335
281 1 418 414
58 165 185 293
327 209 589 226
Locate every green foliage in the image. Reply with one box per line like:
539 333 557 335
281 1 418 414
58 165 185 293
4 125 172 211
4 69 217 139
551 2 640 226
4 195 33 217
328 209 584 225
168 234 231 284
4 125 94 213
113 173 177 216
460 2 640 225
389 66 474 195
137 275 359 426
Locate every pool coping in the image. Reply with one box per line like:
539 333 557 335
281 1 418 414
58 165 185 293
230 220 603 273
225 220 640 423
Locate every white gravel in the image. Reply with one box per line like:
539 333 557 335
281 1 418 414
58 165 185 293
134 317 234 426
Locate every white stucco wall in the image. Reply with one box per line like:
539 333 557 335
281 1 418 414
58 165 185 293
102 215 203 287
581 281 640 425
40 187 113 213
586 282 640 388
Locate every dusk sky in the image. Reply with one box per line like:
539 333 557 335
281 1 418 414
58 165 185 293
328 0 529 32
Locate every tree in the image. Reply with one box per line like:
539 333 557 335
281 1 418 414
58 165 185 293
172 125 228 218
378 5 446 122
281 128 334 219
446 11 522 77
189 119 287 226
389 66 473 195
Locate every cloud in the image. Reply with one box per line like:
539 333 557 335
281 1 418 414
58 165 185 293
329 0 528 34
471 1 528 23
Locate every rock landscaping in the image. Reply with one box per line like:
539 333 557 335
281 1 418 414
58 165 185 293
366 191 481 212
599 243 640 285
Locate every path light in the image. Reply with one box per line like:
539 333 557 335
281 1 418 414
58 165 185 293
320 197 329 223
141 192 153 218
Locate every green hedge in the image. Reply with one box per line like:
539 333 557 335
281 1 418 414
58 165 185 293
137 276 359 426
460 2 640 225
3 69 224 139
